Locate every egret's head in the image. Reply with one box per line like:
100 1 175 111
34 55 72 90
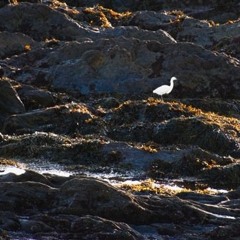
171 77 177 81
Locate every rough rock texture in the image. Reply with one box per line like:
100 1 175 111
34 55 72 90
0 0 240 239
16 84 55 109
0 3 93 41
0 31 40 58
0 79 25 115
0 170 239 239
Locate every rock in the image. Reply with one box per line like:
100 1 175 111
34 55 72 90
102 26 176 42
148 146 235 178
181 98 240 118
0 3 94 41
0 156 239 239
16 84 55 109
0 181 57 213
1 5 239 98
0 66 4 78
0 32 40 58
152 117 239 156
95 97 120 109
2 103 99 134
0 172 209 225
130 11 240 50
0 211 20 231
108 99 240 156
208 222 240 239
64 0 138 11
201 163 240 189
56 177 149 222
51 41 236 98
175 18 240 48
70 215 145 240
0 1 239 239
212 35 240 60
102 141 192 170
45 40 240 98
129 10 179 31
0 79 25 116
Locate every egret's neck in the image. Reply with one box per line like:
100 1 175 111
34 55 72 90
170 79 175 88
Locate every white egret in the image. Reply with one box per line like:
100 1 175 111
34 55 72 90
153 77 177 100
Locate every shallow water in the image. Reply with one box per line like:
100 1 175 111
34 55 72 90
0 162 229 196
1 162 237 240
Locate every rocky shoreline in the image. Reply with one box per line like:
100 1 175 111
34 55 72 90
0 0 240 239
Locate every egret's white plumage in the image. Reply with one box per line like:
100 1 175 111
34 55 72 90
153 77 177 100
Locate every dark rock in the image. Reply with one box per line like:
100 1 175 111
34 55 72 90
212 35 240 60
130 11 240 54
16 84 55 109
181 98 240 118
0 169 238 239
70 215 145 240
0 79 25 116
175 18 240 48
152 117 239 156
201 163 240 189
0 211 20 231
102 26 176 42
2 103 99 134
0 172 208 225
20 219 54 234
0 31 40 58
129 10 178 31
0 3 94 41
0 66 4 78
208 222 240 239
107 100 239 156
95 97 120 109
45 40 240 98
0 181 57 213
148 146 235 178
0 1 239 239
176 192 228 205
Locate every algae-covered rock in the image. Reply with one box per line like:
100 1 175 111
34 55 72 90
2 103 100 135
0 1 240 239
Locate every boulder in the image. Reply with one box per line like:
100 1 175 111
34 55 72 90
45 40 240 98
2 103 98 134
70 215 145 240
0 181 57 213
0 172 208 224
0 31 40 58
130 11 240 49
0 3 94 41
176 18 240 48
0 79 25 115
16 84 55 109
107 99 240 156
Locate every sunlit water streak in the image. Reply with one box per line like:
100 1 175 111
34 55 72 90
0 166 26 175
0 162 237 240
0 163 230 196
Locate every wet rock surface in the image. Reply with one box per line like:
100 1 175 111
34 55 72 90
0 170 240 240
0 0 240 239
